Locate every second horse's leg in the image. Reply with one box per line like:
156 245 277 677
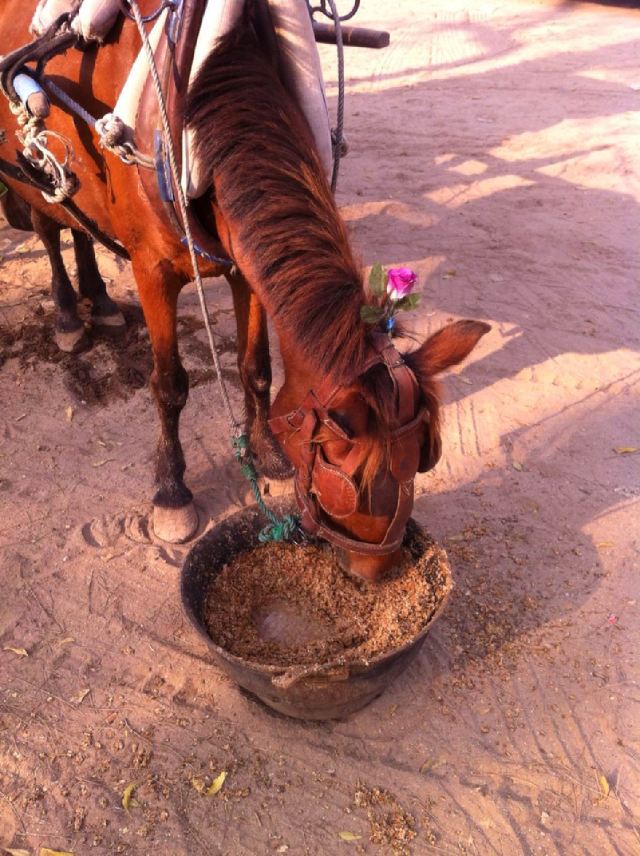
134 260 197 543
227 271 293 480
0 187 33 232
31 208 89 353
72 229 126 334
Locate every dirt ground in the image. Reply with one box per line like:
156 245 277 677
1 0 639 853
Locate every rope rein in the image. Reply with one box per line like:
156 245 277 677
127 0 300 543
233 435 301 543
323 0 344 193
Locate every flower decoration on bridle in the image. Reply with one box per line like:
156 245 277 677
360 263 420 336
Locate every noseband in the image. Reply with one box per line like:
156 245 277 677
269 335 436 558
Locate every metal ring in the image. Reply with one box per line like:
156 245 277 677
118 0 176 25
307 0 360 23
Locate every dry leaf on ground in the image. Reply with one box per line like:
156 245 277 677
121 783 136 811
420 757 444 774
70 688 90 705
206 771 227 796
3 646 28 657
40 850 75 856
192 771 227 795
598 774 610 797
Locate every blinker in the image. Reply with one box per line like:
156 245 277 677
311 448 358 518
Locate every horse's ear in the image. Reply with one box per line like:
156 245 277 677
405 320 490 378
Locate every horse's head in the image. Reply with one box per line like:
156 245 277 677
270 319 490 580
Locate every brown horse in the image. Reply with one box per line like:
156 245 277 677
0 1 488 579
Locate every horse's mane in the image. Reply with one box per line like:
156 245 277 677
186 5 368 383
186 6 443 485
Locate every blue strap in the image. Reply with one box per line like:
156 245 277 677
180 235 233 268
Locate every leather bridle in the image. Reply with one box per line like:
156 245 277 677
269 335 440 558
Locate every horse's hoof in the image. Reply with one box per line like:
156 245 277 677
153 502 199 544
92 310 127 336
55 326 90 353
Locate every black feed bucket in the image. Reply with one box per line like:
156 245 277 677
180 501 452 720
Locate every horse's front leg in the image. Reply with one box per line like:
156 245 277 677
133 260 198 543
227 271 293 480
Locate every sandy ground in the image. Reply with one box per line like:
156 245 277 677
1 0 639 853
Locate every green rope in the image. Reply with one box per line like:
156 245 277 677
233 434 301 544
0 180 8 198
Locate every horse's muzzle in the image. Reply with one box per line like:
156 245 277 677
334 544 403 581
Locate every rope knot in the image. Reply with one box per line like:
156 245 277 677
258 514 301 544
232 433 301 544
96 112 126 148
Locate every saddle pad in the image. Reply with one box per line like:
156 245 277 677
32 0 121 42
31 0 332 199
180 0 245 198
182 0 332 197
31 0 74 36
269 0 332 175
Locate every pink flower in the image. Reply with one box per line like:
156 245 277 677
387 267 417 301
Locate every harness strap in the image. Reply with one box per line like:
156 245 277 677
365 333 419 426
0 14 75 101
61 198 130 259
0 153 130 258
